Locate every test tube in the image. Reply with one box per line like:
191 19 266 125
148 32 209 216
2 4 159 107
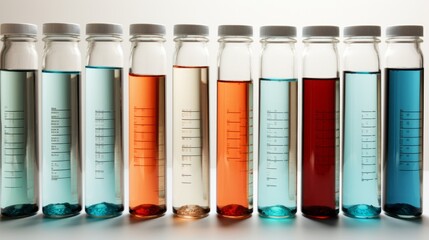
384 25 424 219
128 24 166 218
301 26 339 219
0 23 39 218
217 25 253 218
172 24 210 218
258 26 297 218
41 23 82 218
84 23 124 218
342 26 381 218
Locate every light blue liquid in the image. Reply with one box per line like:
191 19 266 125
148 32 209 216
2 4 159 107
258 78 297 218
0 70 38 218
41 70 81 218
84 66 123 218
342 71 381 218
384 68 423 218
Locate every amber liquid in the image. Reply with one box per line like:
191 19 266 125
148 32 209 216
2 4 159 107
217 80 253 218
129 73 166 218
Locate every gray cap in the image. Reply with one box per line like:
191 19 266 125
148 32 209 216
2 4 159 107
386 25 423 37
1 23 37 35
43 23 80 35
130 23 165 35
86 23 123 35
344 25 381 37
218 25 253 37
260 26 296 37
174 24 208 36
303 26 339 37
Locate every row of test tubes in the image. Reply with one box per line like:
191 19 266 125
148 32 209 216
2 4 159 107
0 23 423 220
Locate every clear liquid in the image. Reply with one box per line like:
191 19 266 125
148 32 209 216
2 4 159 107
41 70 81 218
342 71 381 218
172 66 210 218
258 78 297 218
0 70 38 218
384 68 423 218
84 66 123 218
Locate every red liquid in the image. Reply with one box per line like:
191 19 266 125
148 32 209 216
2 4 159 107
302 78 339 218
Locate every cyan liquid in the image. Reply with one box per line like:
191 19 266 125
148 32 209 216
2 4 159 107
384 68 423 218
258 78 297 218
41 70 81 218
0 70 38 218
342 71 381 218
84 66 123 218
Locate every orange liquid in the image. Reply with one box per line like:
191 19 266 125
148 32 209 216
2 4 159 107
217 80 253 218
129 73 166 218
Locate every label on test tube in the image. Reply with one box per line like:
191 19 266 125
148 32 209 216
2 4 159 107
41 71 79 203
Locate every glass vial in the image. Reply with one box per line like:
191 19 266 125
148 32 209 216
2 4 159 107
301 26 339 219
85 23 124 218
342 26 381 218
383 25 424 219
128 24 167 218
41 23 82 218
0 23 39 218
217 25 253 218
258 26 297 218
172 24 210 218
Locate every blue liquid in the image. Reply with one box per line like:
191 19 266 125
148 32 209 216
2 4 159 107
84 66 123 218
258 78 297 218
41 71 81 218
0 70 38 218
384 68 423 218
342 71 381 218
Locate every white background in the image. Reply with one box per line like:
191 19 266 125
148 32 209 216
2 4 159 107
1 0 428 239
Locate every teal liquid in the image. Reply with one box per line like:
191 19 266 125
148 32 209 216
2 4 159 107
384 68 423 218
41 70 81 218
258 78 297 218
0 70 38 218
342 71 381 218
84 66 123 218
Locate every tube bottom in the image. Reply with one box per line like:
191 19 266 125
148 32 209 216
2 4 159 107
342 204 380 219
86 202 124 218
1 204 38 218
302 206 338 219
43 203 81 218
173 205 210 219
384 204 422 219
258 205 296 219
217 204 252 219
130 204 166 219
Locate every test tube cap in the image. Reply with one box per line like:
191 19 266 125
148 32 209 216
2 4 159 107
43 23 80 35
344 25 381 37
260 26 296 37
302 25 339 37
1 23 37 36
86 23 123 35
174 24 209 36
130 23 166 35
218 25 253 37
386 25 423 37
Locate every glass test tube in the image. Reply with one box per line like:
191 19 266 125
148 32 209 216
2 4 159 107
0 23 39 218
258 26 297 218
84 23 124 218
301 26 340 219
217 25 253 218
383 25 424 219
342 26 381 219
128 24 166 218
172 24 210 218
41 23 82 218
